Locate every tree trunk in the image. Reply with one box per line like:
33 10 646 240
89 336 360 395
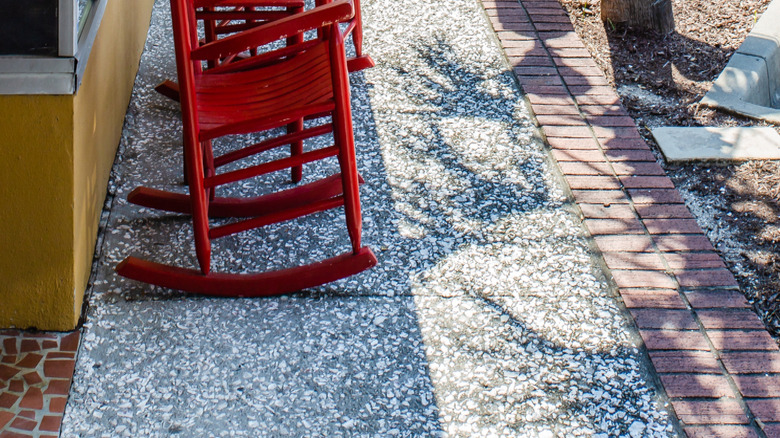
601 0 674 34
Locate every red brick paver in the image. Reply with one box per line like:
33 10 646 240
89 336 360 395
0 331 79 437
479 0 780 435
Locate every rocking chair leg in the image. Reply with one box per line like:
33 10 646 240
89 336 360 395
353 0 365 57
288 119 304 183
203 139 216 201
331 31 363 254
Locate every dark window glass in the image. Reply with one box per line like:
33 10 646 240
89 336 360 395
0 0 58 56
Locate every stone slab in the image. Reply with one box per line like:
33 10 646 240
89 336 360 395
652 126 780 162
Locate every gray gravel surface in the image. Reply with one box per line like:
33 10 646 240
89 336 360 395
62 0 680 436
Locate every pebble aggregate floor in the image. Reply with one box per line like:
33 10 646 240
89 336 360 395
2 0 780 436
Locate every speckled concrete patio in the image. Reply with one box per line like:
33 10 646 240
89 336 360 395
3 0 780 436
55 0 682 436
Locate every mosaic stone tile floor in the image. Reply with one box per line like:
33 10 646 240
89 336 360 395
0 331 79 438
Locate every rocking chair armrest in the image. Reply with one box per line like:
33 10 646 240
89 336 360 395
191 0 354 62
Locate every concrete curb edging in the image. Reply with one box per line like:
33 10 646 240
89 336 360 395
479 0 780 436
700 0 780 123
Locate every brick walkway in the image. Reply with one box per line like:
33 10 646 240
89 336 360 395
2 0 780 436
480 0 780 436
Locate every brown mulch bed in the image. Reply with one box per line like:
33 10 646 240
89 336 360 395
557 0 780 337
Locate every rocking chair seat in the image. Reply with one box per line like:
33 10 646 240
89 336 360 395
195 42 334 139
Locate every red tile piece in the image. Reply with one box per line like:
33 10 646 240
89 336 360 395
557 161 613 175
619 175 675 189
676 270 739 288
721 352 780 374
547 137 601 150
8 379 24 393
760 423 780 437
561 73 610 85
620 288 687 309
636 204 695 219
572 189 631 204
18 387 43 410
17 410 35 419
733 374 780 397
707 330 778 351
627 189 683 204
43 360 75 379
649 351 721 373
746 399 780 423
584 218 645 236
611 161 666 176
641 329 710 351
41 341 58 350
48 396 68 414
0 364 19 381
644 219 704 235
579 104 627 117
585 115 636 126
604 149 656 162
46 352 75 360
593 235 654 252
552 149 605 162
653 235 715 252
593 126 642 139
43 380 71 395
531 103 580 115
660 373 735 398
629 309 698 330
671 399 748 425
39 415 63 432
611 270 677 289
22 371 42 386
19 340 39 353
543 125 593 138
685 290 749 309
10 416 37 431
0 392 19 409
2 338 18 355
580 203 637 219
0 411 13 429
599 138 650 150
15 353 43 369
684 426 759 438
602 252 666 270
696 310 766 330
0 431 36 438
536 114 588 126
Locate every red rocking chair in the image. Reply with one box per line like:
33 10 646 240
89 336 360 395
155 0 373 101
117 0 377 295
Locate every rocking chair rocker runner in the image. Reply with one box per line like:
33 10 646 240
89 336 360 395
116 0 377 295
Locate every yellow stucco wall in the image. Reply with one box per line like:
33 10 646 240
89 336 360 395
0 0 155 330
0 95 76 330
73 0 156 326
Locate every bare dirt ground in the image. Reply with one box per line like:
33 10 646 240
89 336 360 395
557 0 780 338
